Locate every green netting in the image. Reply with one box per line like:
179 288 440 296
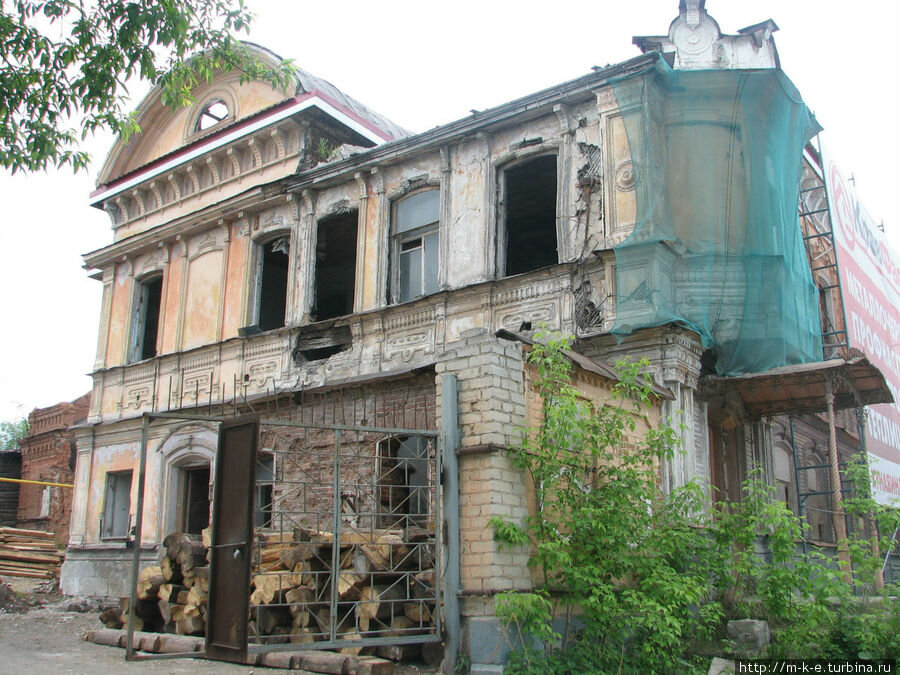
611 60 823 376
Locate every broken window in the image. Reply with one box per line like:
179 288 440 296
314 211 358 320
194 99 229 133
101 470 132 539
128 275 163 363
376 435 431 528
391 190 439 303
251 235 290 332
499 154 559 276
254 453 275 528
181 465 210 535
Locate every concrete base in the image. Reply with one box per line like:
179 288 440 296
464 616 511 666
60 546 158 598
471 666 504 675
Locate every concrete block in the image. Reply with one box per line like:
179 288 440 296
471 666 504 675
726 619 770 658
708 657 735 675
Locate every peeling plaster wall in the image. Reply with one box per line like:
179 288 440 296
447 138 489 289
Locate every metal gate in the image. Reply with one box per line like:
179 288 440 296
125 378 444 663
244 412 441 653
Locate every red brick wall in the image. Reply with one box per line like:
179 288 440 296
17 393 89 547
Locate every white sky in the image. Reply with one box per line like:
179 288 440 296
0 0 897 422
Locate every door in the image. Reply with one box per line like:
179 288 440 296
206 416 259 664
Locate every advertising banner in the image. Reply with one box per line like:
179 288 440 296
824 154 900 505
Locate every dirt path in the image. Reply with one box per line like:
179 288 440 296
0 577 439 674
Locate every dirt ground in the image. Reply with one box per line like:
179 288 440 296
0 576 440 674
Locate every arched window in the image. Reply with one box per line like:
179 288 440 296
194 99 229 133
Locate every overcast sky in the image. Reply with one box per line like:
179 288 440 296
0 0 897 422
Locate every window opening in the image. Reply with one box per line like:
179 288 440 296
40 486 51 518
501 154 558 276
376 435 430 528
182 465 210 535
254 453 274 528
392 190 439 303
254 236 290 331
129 276 163 363
314 211 358 320
195 99 228 132
773 445 793 511
102 470 132 539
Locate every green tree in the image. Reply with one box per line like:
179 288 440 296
0 417 29 450
491 332 718 673
0 0 295 173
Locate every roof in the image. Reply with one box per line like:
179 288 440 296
699 354 894 419
280 52 661 193
496 329 675 400
293 66 411 142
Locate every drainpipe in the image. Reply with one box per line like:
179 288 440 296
441 374 460 674
125 413 150 660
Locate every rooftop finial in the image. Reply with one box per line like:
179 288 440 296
634 2 780 70
680 0 706 28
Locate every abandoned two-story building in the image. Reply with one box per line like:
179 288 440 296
60 1 894 670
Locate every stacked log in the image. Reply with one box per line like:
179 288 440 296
158 532 208 635
100 525 438 666
0 526 64 579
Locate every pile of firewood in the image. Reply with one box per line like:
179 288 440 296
99 530 210 634
0 526 64 579
99 525 439 665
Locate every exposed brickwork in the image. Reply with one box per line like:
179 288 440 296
260 374 437 531
436 329 532 600
17 393 90 547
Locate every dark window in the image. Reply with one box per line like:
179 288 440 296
182 465 210 535
254 454 274 528
501 154 558 276
129 276 163 363
255 236 289 331
195 99 229 132
314 211 358 320
377 435 431 528
392 190 439 303
101 470 132 539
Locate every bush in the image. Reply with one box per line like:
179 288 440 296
492 332 900 671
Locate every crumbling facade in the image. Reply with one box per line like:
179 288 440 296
17 394 89 547
61 3 892 670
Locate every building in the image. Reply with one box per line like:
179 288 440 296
17 394 90 548
60 2 893 670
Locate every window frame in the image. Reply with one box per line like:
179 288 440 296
375 434 433 528
497 151 560 278
248 233 291 332
390 188 440 305
193 98 230 134
128 274 163 364
101 469 133 541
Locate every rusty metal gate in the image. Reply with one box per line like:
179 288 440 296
243 404 441 654
126 377 444 664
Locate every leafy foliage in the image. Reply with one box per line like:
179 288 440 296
0 1 295 172
0 417 29 450
492 331 717 673
492 332 900 672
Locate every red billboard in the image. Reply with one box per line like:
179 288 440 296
826 154 900 505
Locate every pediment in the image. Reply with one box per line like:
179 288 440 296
96 45 294 188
